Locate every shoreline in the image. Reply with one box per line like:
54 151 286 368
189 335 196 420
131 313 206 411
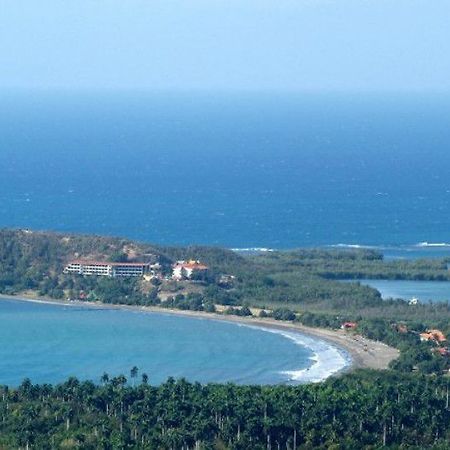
0 293 399 375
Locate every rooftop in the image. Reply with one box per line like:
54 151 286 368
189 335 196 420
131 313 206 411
173 260 209 270
68 260 150 267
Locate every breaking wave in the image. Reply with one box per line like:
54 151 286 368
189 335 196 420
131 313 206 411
243 325 351 384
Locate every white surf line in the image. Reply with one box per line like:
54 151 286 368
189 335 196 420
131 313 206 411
236 323 351 384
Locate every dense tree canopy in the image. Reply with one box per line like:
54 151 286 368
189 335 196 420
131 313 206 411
1 371 450 449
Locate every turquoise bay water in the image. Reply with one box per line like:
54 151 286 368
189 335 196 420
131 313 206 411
0 298 348 386
344 279 450 303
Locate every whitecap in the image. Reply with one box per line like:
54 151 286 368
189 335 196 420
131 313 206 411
416 242 450 248
230 247 275 253
329 243 380 250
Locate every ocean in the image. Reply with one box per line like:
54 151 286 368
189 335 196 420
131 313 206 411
0 298 348 386
1 90 450 257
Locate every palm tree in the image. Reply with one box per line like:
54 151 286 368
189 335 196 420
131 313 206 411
100 372 109 386
130 366 139 386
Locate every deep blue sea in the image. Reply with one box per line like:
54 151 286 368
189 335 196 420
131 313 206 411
1 91 450 258
0 298 348 386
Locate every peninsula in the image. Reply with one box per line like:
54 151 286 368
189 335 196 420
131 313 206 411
1 228 449 376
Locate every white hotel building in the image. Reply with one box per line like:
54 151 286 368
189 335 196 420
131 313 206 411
64 260 151 278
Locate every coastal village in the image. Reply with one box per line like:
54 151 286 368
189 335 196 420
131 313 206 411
61 255 450 365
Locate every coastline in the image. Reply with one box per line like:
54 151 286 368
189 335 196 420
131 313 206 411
0 293 399 375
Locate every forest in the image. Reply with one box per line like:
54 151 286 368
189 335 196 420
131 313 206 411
1 370 450 449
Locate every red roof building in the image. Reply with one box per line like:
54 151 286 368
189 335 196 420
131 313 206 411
420 330 447 343
172 260 209 280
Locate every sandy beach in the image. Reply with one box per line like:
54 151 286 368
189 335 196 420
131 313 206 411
0 293 399 373
143 307 399 371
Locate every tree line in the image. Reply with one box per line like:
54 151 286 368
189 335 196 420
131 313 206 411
1 370 450 449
